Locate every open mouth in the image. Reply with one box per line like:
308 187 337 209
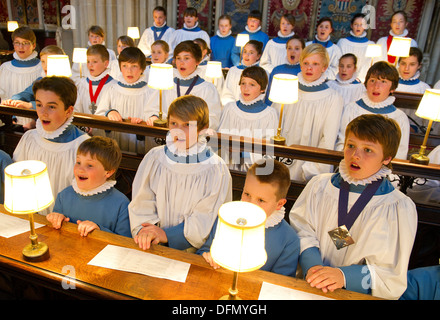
77 175 88 181
41 120 51 126
349 163 361 170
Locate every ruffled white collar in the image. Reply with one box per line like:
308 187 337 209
339 159 391 186
13 51 38 61
184 22 199 30
242 60 260 68
239 93 266 105
390 29 409 38
266 207 285 228
315 35 331 42
117 73 147 87
350 30 367 38
361 92 396 108
216 30 232 38
72 178 116 196
298 72 327 87
165 133 208 157
36 116 73 140
400 71 420 81
88 68 110 82
336 73 360 85
245 26 261 33
175 68 201 80
153 21 167 28
278 30 295 38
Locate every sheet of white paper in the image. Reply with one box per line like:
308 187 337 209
88 244 190 283
258 282 334 300
0 212 44 238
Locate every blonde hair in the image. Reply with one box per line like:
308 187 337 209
167 95 209 131
300 43 329 68
40 45 65 57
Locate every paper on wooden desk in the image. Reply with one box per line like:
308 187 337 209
0 212 44 238
88 244 190 283
258 282 334 300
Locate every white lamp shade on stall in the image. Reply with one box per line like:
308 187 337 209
205 61 223 79
72 48 88 63
387 37 412 58
47 55 72 77
365 44 382 58
415 89 440 122
236 33 250 48
268 74 299 104
210 201 267 273
127 27 140 40
7 21 19 32
148 63 174 90
4 161 54 214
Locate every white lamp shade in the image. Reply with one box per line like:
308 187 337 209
365 44 382 58
205 61 223 79
47 55 72 77
387 37 412 58
415 89 440 122
210 201 267 273
4 161 54 214
7 21 19 32
148 63 174 90
268 74 299 104
236 33 250 47
127 27 140 40
72 48 88 63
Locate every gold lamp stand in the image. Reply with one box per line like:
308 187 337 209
23 212 50 262
153 89 168 128
271 103 286 145
220 271 241 300
410 119 433 165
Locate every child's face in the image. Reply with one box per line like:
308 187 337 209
241 174 285 217
240 76 263 102
153 10 166 26
351 17 367 36
184 15 198 28
317 21 332 40
36 89 73 132
247 18 261 32
242 44 261 66
89 33 104 45
175 51 198 77
398 55 420 80
13 37 36 59
365 75 393 102
40 54 48 75
87 54 109 77
390 13 407 35
286 39 302 64
301 53 327 82
117 40 130 55
280 17 294 36
151 44 169 64
344 132 391 180
120 61 143 83
168 114 200 151
218 19 232 36
338 56 357 81
74 153 114 191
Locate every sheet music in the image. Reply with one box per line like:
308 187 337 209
0 212 44 238
88 244 190 283
258 282 334 300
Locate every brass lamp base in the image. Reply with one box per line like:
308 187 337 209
410 153 430 165
270 135 286 146
22 242 50 262
153 118 168 128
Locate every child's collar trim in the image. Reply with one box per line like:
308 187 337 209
339 159 391 186
72 179 116 196
36 116 74 140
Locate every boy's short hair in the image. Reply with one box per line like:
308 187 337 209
167 95 209 131
174 40 202 63
245 40 264 55
153 6 167 16
87 44 110 62
345 114 401 165
77 136 122 180
286 34 305 49
118 47 147 71
248 10 262 21
118 35 135 48
365 61 399 91
351 13 366 25
88 25 105 38
32 76 77 110
152 40 170 53
300 43 329 68
184 7 198 17
340 53 358 67
399 47 423 65
240 66 268 92
281 13 296 28
12 26 36 44
317 17 333 29
40 45 65 56
247 159 291 200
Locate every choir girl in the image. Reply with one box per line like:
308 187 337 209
210 15 235 69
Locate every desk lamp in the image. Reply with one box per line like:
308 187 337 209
268 74 299 145
47 55 72 77
4 160 54 262
410 89 440 165
7 21 19 32
210 201 267 300
73 48 87 78
236 34 249 66
387 37 411 67
127 27 140 45
148 63 174 127
365 44 382 67
205 61 223 84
